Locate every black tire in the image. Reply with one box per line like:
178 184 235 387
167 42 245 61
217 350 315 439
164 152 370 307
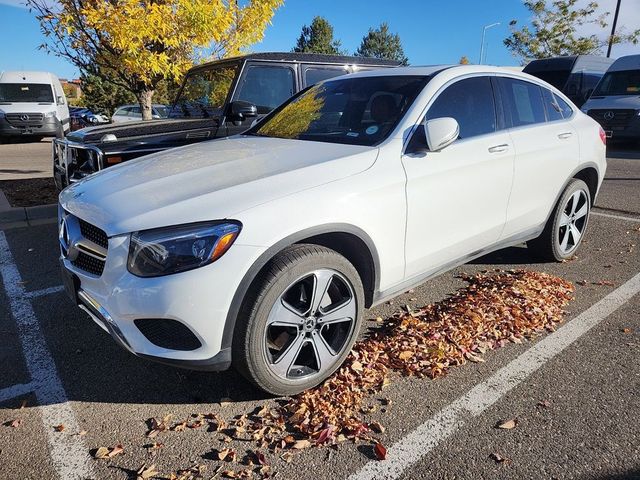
527 178 591 261
233 244 364 396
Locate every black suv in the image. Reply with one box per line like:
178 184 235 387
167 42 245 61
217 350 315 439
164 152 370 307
53 52 399 189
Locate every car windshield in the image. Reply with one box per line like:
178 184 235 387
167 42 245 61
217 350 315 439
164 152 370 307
169 64 239 118
0 83 54 103
593 70 640 96
249 75 430 146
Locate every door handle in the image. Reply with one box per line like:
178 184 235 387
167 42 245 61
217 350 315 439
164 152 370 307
488 144 509 153
558 132 573 139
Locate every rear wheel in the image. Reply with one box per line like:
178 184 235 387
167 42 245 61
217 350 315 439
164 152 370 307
233 244 364 396
527 178 591 261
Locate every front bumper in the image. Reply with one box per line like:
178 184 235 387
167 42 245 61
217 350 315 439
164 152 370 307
0 116 59 137
58 211 264 370
587 109 640 141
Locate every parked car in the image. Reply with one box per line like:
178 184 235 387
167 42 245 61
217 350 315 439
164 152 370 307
58 65 606 395
52 52 400 189
580 54 640 143
0 70 70 140
523 55 614 108
69 107 109 131
111 104 168 123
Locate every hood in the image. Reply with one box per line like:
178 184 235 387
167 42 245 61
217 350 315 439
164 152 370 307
66 117 221 143
582 95 640 111
59 135 377 236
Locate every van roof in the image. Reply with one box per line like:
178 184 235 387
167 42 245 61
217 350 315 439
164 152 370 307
609 54 640 71
0 71 58 83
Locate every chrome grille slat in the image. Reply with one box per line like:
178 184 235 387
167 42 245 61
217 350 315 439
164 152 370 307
60 210 109 277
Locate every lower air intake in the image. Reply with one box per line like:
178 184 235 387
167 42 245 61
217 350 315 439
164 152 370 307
134 318 202 351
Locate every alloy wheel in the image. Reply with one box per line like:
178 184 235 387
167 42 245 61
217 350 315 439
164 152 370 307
263 269 356 380
558 188 589 255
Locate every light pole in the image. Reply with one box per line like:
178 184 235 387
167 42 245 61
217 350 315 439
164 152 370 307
479 22 500 64
606 0 622 58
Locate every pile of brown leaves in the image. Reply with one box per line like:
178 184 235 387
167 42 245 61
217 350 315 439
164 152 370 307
90 270 574 477
277 270 574 444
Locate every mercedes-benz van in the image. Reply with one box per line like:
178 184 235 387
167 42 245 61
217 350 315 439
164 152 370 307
523 55 614 108
0 71 70 140
581 54 640 143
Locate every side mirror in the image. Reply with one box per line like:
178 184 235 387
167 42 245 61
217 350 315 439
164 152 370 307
424 117 459 151
57 96 65 105
228 100 257 121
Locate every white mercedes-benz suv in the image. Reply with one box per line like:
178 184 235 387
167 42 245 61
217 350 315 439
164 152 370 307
58 66 606 395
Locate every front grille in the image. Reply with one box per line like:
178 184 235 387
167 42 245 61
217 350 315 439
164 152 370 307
72 251 105 276
61 212 109 277
134 319 202 351
79 219 108 249
6 112 44 127
588 109 637 130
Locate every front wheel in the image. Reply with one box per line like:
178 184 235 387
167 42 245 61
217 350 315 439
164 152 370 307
527 178 591 261
233 244 364 396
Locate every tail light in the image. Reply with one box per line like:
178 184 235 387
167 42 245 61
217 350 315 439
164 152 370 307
599 127 606 145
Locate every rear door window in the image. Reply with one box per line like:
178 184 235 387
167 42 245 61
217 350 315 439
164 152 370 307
499 77 546 127
235 65 296 114
425 76 497 139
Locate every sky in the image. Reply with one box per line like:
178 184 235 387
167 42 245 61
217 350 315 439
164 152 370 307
0 0 639 80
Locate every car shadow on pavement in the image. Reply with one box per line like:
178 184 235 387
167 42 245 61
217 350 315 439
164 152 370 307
470 245 549 265
606 144 640 160
584 471 640 480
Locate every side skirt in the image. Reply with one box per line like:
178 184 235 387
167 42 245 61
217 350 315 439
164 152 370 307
371 225 544 307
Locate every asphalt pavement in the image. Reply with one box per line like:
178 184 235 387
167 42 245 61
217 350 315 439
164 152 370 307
0 145 638 480
0 138 53 180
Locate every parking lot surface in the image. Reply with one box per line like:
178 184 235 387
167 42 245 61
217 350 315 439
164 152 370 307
0 138 53 180
0 146 639 480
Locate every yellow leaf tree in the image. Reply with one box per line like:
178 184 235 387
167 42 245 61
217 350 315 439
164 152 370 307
28 0 283 120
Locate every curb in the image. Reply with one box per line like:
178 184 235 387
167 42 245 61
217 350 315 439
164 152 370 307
0 189 58 229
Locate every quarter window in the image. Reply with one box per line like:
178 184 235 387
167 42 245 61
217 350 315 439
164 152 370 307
554 94 574 118
304 67 347 86
499 77 546 127
235 65 295 114
541 88 564 122
425 77 497 139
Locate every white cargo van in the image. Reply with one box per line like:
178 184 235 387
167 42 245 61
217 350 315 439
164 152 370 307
0 71 70 140
581 55 640 142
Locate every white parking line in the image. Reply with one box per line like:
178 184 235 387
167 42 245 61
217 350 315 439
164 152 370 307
350 272 640 480
25 285 65 299
0 382 35 404
592 211 640 223
0 232 94 479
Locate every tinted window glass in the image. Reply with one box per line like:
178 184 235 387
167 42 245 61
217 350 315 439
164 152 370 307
593 70 640 96
250 75 429 146
171 64 239 118
235 66 295 114
554 94 573 118
541 88 563 121
499 78 546 127
305 68 347 86
0 83 54 103
426 77 496 139
130 106 141 116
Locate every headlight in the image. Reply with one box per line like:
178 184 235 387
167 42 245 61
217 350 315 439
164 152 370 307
127 221 241 277
44 111 57 118
0 110 5 119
